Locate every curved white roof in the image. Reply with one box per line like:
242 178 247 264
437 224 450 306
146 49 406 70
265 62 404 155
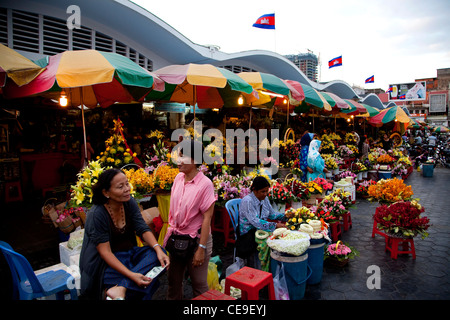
3 0 386 108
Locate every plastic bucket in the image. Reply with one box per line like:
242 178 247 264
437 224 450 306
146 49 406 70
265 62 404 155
307 238 326 285
378 171 392 180
270 250 312 300
422 164 434 177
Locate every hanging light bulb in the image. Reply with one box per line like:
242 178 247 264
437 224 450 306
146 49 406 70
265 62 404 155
59 94 68 107
237 95 244 105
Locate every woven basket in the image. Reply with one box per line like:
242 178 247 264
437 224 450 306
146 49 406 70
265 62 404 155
58 217 75 234
325 256 349 268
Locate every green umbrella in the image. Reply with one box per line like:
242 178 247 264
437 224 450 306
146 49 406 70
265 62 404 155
434 126 449 133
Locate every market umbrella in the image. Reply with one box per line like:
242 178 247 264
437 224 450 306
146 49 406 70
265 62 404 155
368 105 410 127
408 118 422 129
320 91 350 110
147 64 254 116
238 71 292 125
0 44 45 87
434 126 449 133
3 49 163 163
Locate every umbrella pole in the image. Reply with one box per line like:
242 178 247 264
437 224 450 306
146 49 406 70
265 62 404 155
249 107 252 129
80 87 88 166
287 100 289 126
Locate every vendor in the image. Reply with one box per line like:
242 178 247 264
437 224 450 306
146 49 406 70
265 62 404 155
79 168 169 300
307 139 329 181
237 176 286 268
299 131 315 182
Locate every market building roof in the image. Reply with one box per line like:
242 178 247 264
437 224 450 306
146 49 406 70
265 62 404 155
1 0 385 108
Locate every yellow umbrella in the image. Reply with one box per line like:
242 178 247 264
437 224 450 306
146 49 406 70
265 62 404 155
0 44 44 87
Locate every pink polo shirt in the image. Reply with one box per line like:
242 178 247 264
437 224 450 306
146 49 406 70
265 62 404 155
164 171 216 246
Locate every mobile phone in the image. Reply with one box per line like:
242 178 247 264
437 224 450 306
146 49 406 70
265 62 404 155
145 265 166 279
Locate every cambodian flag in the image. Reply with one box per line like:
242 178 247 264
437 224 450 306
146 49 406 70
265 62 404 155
365 75 375 83
386 85 393 93
399 94 406 99
253 13 275 29
328 56 342 68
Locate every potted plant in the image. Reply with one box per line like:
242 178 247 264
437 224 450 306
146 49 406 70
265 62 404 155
324 241 359 267
373 200 430 239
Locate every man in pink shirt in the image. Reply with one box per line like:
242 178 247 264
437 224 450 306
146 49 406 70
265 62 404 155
164 140 216 300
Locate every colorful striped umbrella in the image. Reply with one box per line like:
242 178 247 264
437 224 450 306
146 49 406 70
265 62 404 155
146 64 254 112
0 44 45 87
320 91 350 109
3 49 161 107
284 80 326 110
3 49 163 163
358 104 380 117
368 106 410 127
434 126 449 133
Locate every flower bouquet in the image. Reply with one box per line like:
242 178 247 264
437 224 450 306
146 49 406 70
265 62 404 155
286 178 310 201
284 206 317 230
377 154 395 165
315 194 348 224
337 145 354 158
151 162 179 192
373 200 430 239
98 119 138 168
279 139 300 167
319 134 335 154
347 144 359 157
291 158 303 178
367 178 414 204
123 167 155 198
69 160 111 208
313 177 333 194
368 148 387 165
344 132 358 145
305 180 323 195
268 181 294 204
323 154 338 170
337 170 357 182
356 180 376 198
324 241 359 267
329 188 353 209
351 161 367 174
213 173 251 206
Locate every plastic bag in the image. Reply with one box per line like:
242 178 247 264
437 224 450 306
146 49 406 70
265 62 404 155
273 263 290 300
207 262 220 291
225 257 244 278
67 228 84 250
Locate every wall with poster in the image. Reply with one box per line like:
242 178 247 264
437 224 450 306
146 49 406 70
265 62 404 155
388 81 427 101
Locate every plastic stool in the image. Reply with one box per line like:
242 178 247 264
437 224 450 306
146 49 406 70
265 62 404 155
341 212 352 231
225 267 275 300
211 207 234 246
5 180 23 203
192 289 235 300
371 220 388 242
329 221 342 242
385 236 416 259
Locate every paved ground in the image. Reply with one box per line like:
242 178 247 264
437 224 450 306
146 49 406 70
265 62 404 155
1 167 449 300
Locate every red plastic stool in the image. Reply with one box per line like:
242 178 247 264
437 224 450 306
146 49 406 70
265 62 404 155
211 206 234 246
341 212 352 231
192 289 236 300
225 267 275 300
329 221 342 242
385 236 416 259
4 180 23 203
372 220 388 242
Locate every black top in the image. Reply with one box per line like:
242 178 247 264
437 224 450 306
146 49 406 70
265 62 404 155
79 197 150 299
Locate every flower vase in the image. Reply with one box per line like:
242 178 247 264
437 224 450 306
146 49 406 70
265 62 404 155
291 201 302 209
272 202 286 213
362 171 368 179
333 168 339 175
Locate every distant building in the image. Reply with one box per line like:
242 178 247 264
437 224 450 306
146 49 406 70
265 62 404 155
284 53 319 82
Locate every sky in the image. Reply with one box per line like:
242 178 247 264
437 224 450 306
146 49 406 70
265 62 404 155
132 0 450 91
